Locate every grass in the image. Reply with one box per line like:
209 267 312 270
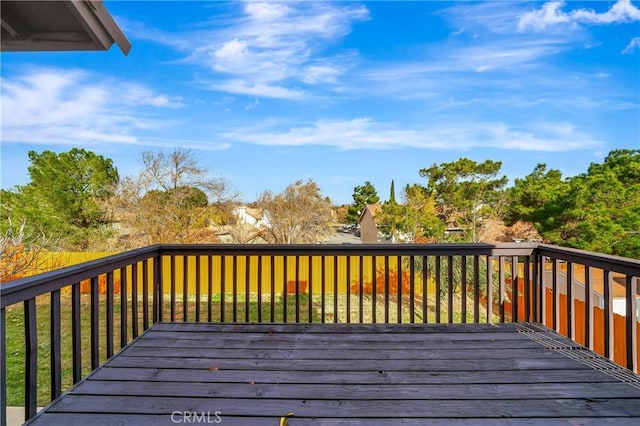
4 291 497 406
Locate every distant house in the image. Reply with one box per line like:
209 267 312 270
210 206 273 244
359 204 382 243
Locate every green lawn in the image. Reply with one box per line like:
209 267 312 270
4 291 495 406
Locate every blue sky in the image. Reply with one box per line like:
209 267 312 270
1 1 639 205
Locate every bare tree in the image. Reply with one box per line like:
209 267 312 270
0 219 57 282
112 149 237 247
257 180 333 244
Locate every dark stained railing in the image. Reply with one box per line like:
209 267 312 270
1 243 638 425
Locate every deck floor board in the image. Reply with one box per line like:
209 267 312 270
27 323 640 425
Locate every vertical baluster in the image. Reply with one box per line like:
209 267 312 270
409 256 415 324
435 256 441 324
511 256 518 323
182 256 188 322
396 255 402 324
333 256 338 323
486 256 493 324
359 256 364 324
308 255 313 324
120 267 128 348
208 256 213 323
461 256 467 323
531 254 542 324
533 254 540 323
321 256 326 323
131 264 139 339
220 255 226 323
142 260 149 330
196 255 202 322
284 256 289 323
233 256 238 323
540 256 547 327
24 298 37 420
372 255 377 324
154 256 162 324
604 270 613 361
106 272 114 358
258 255 263 323
346 256 351 324
170 255 176 322
90 276 99 369
626 276 638 373
295 256 300 323
50 289 61 399
384 256 390 324
498 257 505 323
473 256 480 324
585 266 593 350
524 257 531 323
71 282 82 383
270 256 275 323
552 258 559 332
567 261 573 339
246 256 251 323
422 255 428 324
447 256 454 324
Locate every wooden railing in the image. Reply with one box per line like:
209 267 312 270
1 243 638 425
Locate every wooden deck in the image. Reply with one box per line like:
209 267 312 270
27 322 640 425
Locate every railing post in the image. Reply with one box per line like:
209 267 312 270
626 276 638 373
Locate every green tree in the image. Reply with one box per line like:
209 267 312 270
507 150 640 258
562 150 640 257
1 148 119 250
346 181 380 225
507 163 571 242
389 180 397 204
258 179 333 243
419 158 507 242
377 184 444 242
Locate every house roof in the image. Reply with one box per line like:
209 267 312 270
359 203 382 222
1 0 130 55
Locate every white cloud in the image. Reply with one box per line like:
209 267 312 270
622 37 640 54
210 79 305 99
0 68 184 146
222 118 602 152
134 1 369 98
518 0 640 32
